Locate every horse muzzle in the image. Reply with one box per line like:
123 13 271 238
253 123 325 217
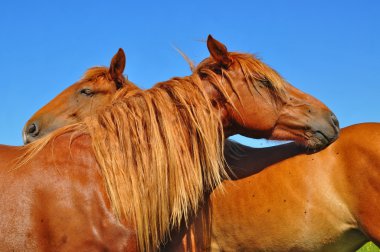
305 111 340 153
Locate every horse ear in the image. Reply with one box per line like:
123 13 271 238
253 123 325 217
109 48 126 89
207 35 233 67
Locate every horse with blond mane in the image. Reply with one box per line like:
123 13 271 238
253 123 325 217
21 36 343 251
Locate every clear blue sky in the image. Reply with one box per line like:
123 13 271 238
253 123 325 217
1 0 379 146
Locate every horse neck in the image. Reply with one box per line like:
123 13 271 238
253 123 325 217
87 75 226 251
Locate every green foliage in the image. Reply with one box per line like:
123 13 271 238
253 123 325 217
357 242 380 252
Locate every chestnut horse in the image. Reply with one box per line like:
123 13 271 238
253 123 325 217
22 36 343 251
170 123 380 252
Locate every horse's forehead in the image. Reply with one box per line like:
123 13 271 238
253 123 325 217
196 55 242 73
77 75 107 87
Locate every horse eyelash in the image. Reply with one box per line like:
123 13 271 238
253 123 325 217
80 88 95 97
260 79 273 89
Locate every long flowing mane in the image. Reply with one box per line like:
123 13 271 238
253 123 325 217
19 51 289 251
20 73 227 251
88 77 228 251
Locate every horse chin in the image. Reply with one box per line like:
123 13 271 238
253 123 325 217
270 126 334 154
270 126 306 144
303 131 336 154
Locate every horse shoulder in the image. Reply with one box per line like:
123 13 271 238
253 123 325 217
0 134 137 251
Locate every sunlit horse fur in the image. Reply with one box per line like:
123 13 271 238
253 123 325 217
17 43 230 251
160 123 380 252
22 35 340 250
24 49 380 252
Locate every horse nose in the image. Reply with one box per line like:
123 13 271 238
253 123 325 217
23 122 40 144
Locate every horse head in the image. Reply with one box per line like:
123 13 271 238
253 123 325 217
23 49 138 144
193 35 339 152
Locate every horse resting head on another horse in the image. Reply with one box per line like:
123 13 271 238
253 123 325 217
10 35 339 251
24 35 339 152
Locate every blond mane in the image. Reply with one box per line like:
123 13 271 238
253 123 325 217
20 73 226 251
19 51 288 251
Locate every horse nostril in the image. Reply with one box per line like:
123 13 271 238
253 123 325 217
27 123 39 137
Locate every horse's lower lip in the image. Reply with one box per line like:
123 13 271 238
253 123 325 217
304 130 337 154
315 130 330 143
269 126 337 153
304 146 322 154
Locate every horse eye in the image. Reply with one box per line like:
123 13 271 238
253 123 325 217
198 71 208 80
80 88 94 97
261 79 272 89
